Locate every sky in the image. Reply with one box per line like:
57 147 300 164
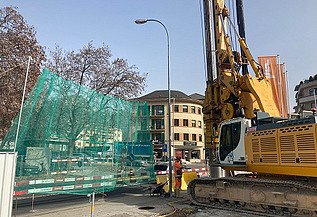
1 0 317 111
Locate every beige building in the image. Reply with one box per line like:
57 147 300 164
294 74 317 114
135 90 205 161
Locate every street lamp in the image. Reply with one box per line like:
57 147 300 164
135 18 173 197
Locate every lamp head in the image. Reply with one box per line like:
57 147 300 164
135 19 147 24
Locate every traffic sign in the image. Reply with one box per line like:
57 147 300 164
162 144 167 152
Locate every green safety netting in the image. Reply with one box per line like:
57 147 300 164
0 68 154 196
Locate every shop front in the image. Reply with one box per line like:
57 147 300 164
174 145 201 162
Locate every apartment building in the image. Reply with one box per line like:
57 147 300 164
135 90 204 161
294 74 317 114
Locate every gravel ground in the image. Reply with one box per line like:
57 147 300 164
14 186 256 217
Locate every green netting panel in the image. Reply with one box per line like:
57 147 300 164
0 68 154 196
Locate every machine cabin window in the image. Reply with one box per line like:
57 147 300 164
219 122 241 161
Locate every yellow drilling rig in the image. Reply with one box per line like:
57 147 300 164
188 0 317 215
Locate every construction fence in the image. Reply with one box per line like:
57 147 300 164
0 68 154 196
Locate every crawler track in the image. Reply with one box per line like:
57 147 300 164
188 177 317 216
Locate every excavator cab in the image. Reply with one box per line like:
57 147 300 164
218 117 251 166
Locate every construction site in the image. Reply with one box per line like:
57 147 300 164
1 0 317 217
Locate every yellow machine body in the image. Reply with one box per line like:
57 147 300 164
245 122 317 177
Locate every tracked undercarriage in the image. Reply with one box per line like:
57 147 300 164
188 176 317 216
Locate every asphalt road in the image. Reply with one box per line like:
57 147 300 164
14 186 176 217
13 185 257 217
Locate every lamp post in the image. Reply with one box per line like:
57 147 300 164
135 18 173 197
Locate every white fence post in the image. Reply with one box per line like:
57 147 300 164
0 152 17 217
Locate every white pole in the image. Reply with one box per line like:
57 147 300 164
9 57 32 217
172 98 175 158
284 63 291 115
90 191 95 217
277 55 283 116
313 88 317 108
14 56 32 152
30 194 35 212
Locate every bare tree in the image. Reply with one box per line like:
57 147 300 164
44 42 147 157
0 6 45 140
45 42 147 99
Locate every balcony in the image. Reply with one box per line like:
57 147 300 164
299 96 316 104
152 140 165 145
150 113 164 117
150 126 165 131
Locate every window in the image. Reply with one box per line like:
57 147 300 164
191 106 196 113
152 119 164 129
183 133 189 141
191 120 196 127
191 150 200 159
183 105 188 112
174 133 180 141
219 122 241 161
139 105 150 116
198 107 201 114
174 119 179 126
151 133 165 143
174 105 179 112
199 134 202 142
309 88 317 96
198 121 202 128
152 105 164 115
183 119 188 127
192 134 196 141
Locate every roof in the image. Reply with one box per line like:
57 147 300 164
189 93 204 101
295 74 317 91
132 90 204 105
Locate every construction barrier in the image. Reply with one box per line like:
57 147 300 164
155 167 208 177
156 174 170 193
155 169 201 192
181 171 197 191
14 172 152 196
